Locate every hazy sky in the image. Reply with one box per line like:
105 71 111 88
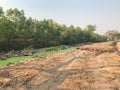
0 0 120 34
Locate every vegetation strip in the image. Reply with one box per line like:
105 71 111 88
0 45 75 66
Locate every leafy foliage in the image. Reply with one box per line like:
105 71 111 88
0 7 106 52
105 30 120 41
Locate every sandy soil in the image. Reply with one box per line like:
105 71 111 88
0 41 120 90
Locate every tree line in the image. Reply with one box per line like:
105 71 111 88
0 7 107 52
105 30 120 41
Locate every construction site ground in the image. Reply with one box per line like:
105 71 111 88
0 41 120 90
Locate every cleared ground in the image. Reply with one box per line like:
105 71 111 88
0 41 120 90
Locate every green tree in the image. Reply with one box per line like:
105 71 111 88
105 30 120 41
0 7 4 17
6 8 26 33
0 16 15 40
85 25 96 32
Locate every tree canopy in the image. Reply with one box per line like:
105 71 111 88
105 30 120 41
0 7 106 52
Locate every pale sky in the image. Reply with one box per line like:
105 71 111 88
0 0 120 34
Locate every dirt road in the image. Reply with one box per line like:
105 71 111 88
0 41 120 90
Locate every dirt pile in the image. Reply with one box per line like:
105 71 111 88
0 49 39 61
116 41 120 51
77 41 117 53
0 41 120 90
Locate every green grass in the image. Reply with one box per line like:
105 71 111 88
0 45 75 66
